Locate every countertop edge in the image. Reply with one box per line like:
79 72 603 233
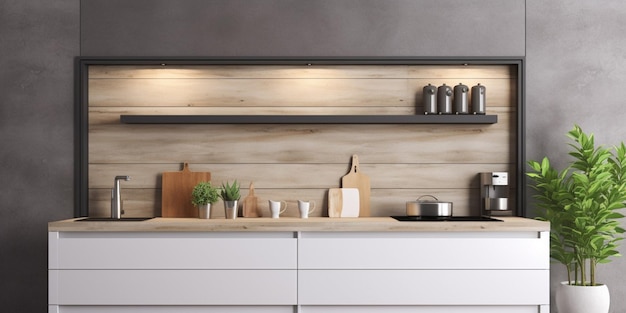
48 217 550 232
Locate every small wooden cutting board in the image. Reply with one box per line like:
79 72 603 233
162 163 211 218
341 155 371 217
328 188 360 218
242 182 261 217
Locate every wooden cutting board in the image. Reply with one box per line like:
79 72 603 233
328 188 360 218
242 182 262 217
162 163 212 218
341 155 371 217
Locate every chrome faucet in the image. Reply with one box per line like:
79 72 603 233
111 175 131 219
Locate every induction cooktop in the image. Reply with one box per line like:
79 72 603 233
391 216 502 222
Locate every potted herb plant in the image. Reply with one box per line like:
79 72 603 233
220 180 241 219
527 125 626 313
191 181 220 219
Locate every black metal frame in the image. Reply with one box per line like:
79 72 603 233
74 57 526 217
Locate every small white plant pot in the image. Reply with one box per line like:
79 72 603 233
556 281 610 313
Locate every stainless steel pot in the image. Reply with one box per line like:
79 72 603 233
406 195 453 217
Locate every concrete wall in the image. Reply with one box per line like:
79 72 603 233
0 0 79 311
526 1 626 310
2 0 626 311
80 0 525 57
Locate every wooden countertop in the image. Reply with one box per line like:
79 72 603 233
48 216 549 232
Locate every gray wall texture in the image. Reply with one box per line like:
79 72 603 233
526 1 626 310
80 0 525 57
1 0 625 311
0 0 79 311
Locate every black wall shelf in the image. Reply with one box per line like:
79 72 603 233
120 114 498 124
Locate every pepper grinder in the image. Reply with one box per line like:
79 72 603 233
454 83 469 114
437 84 452 114
471 83 486 114
423 84 437 115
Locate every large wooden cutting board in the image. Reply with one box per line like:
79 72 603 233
162 163 212 218
341 155 371 217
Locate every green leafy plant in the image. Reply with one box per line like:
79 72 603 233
527 125 626 286
191 181 220 206
219 180 241 201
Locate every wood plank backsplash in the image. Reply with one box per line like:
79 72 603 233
87 64 518 218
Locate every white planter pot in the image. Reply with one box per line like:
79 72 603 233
556 281 610 313
198 204 211 219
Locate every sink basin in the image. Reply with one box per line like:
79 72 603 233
77 217 154 222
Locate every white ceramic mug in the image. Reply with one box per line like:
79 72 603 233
269 200 287 218
297 200 316 219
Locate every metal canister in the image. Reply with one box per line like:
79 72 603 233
437 84 452 114
423 84 437 115
453 83 469 114
471 83 486 114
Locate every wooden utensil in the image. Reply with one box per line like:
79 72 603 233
328 188 360 218
161 163 212 218
242 182 261 217
341 155 371 217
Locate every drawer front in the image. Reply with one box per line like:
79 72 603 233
51 232 296 269
298 232 548 269
50 305 295 313
298 269 549 305
299 305 547 313
50 269 297 305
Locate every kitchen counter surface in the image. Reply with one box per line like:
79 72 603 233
48 216 549 232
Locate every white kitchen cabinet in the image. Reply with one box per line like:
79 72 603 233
298 269 547 305
50 269 296 305
298 231 550 312
298 306 549 313
49 306 294 313
49 231 297 312
297 231 548 269
48 221 549 312
50 232 296 269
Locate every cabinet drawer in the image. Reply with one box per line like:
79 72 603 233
298 269 549 305
51 306 295 313
298 232 548 269
50 269 297 305
299 305 547 313
50 232 296 269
